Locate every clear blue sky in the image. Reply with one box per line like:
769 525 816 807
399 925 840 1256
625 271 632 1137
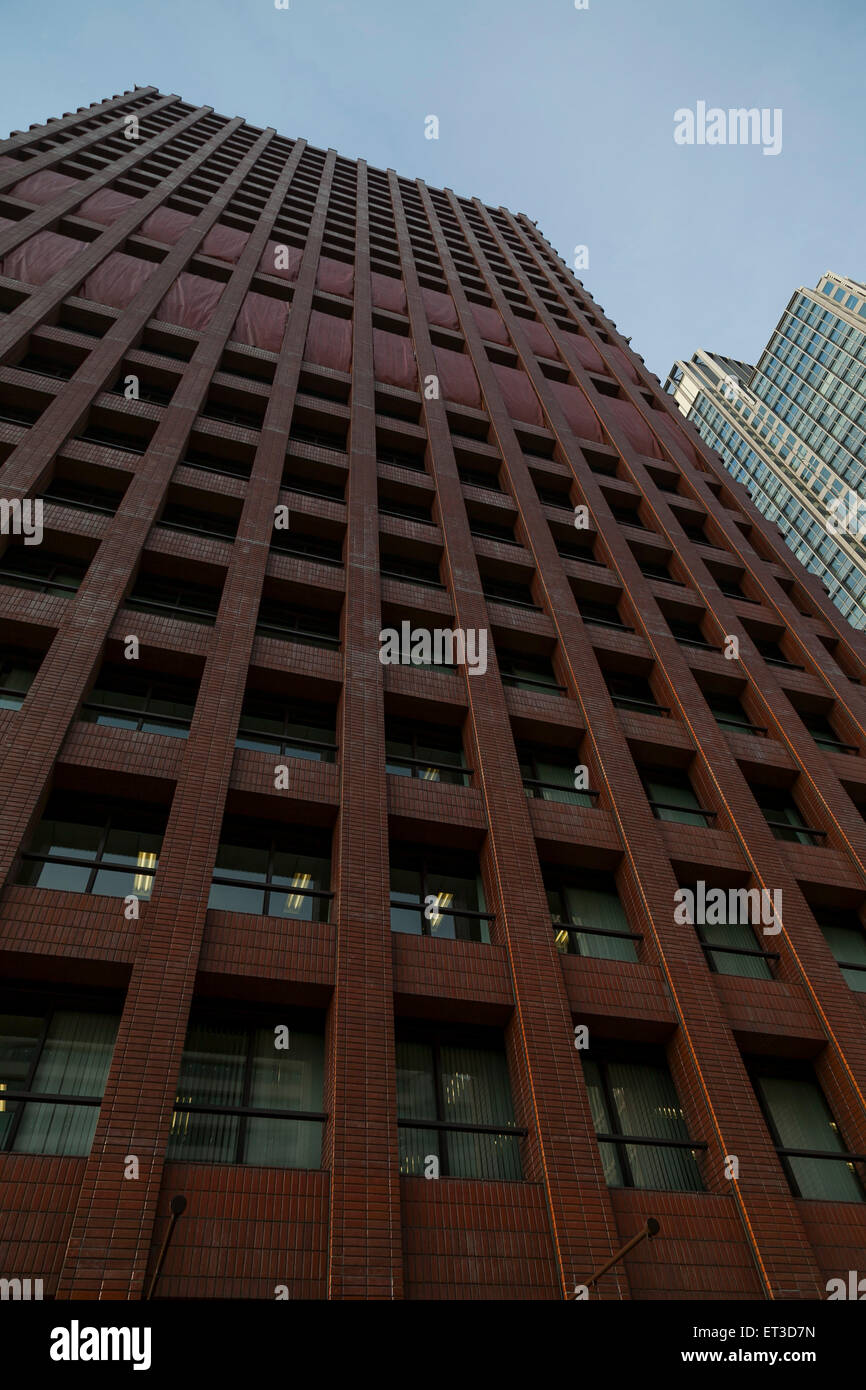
1 0 863 380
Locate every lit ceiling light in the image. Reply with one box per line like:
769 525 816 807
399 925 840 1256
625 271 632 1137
285 872 312 913
133 851 158 894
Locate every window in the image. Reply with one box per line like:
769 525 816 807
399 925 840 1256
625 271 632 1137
469 519 516 545
42 476 124 515
16 792 164 898
752 636 803 670
749 1061 865 1202
556 537 601 565
752 786 824 845
182 447 251 481
396 1026 523 1179
458 465 501 492
385 719 468 785
208 818 332 921
0 648 41 709
583 1047 704 1191
517 742 597 807
380 554 443 589
812 908 866 992
289 423 346 453
283 468 344 502
0 1002 119 1157
126 573 221 625
604 671 667 716
497 648 564 694
76 423 150 455
669 618 714 649
641 767 714 827
80 666 198 738
578 598 631 631
167 1010 324 1168
158 503 238 541
798 709 856 754
0 547 90 597
545 871 638 961
678 883 774 979
390 845 491 942
271 531 344 566
481 576 538 610
255 599 340 648
706 691 764 736
536 485 571 509
236 695 337 762
379 497 432 525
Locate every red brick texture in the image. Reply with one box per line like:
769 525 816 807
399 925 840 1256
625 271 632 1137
0 89 865 1301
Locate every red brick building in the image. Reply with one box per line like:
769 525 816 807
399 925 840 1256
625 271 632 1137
1 86 866 1302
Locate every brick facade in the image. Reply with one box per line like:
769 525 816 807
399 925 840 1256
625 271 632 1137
1 87 865 1301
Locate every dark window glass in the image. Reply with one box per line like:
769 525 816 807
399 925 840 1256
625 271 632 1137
271 532 343 566
208 819 332 921
813 909 866 993
0 648 40 709
81 667 198 738
799 710 855 754
752 637 803 670
579 599 631 630
41 478 123 515
0 1006 119 1157
669 619 713 649
498 649 563 693
545 871 638 961
390 846 490 942
750 1061 865 1202
706 692 761 734
396 1029 522 1180
753 786 823 845
159 503 238 540
517 742 595 807
167 1014 325 1168
583 1049 704 1191
385 719 467 785
236 695 337 761
604 672 665 715
255 599 341 648
481 577 537 609
0 547 89 597
15 792 165 899
678 883 774 979
379 499 432 524
641 768 712 827
126 574 221 625
380 555 443 589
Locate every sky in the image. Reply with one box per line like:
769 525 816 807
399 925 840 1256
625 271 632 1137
1 0 863 382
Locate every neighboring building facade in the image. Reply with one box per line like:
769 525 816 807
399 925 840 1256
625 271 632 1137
665 273 866 629
2 88 866 1302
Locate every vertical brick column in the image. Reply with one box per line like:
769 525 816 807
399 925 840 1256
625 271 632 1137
325 159 404 1300
391 174 626 1299
0 117 272 880
54 139 331 1298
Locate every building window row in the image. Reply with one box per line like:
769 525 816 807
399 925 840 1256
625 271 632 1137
1 995 862 1202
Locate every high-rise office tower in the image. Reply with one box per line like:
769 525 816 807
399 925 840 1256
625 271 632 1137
665 273 866 629
2 89 866 1304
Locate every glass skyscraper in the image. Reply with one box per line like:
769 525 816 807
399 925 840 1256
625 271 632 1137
666 273 866 628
